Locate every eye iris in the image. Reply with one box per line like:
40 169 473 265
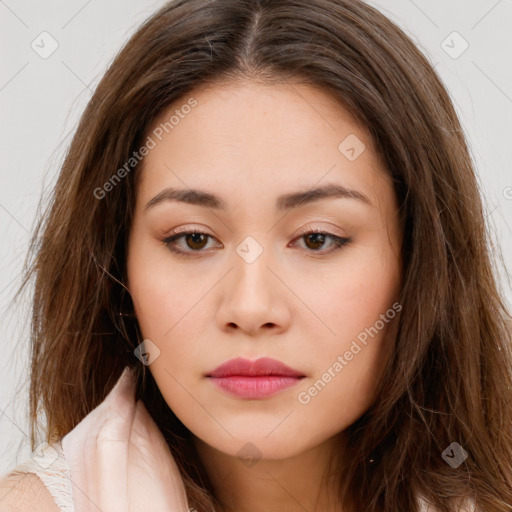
186 233 208 250
304 233 326 250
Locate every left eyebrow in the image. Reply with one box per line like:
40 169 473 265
144 183 372 212
275 183 372 210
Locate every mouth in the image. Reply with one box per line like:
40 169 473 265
206 357 306 399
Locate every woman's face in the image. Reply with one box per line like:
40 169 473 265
126 79 402 461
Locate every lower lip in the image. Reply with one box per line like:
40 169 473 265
208 376 303 398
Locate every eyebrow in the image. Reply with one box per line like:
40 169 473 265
144 183 372 212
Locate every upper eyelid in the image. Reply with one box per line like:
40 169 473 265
164 227 343 241
164 223 346 237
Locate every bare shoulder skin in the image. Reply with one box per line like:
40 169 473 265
0 472 60 512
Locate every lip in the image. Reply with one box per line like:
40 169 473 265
206 357 306 399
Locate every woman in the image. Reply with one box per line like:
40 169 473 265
1 0 511 510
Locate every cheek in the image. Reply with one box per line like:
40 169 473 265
128 240 206 339
305 241 401 350
293 240 400 410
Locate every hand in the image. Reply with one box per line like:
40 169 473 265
61 367 190 512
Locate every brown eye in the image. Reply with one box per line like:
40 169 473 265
295 230 351 253
163 230 220 255
184 233 209 250
163 229 351 257
303 232 327 250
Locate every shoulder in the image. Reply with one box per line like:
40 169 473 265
0 471 60 512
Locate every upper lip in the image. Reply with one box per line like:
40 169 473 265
206 357 306 378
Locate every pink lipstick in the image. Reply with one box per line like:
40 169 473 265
206 357 305 399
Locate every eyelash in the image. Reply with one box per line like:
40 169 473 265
161 227 351 257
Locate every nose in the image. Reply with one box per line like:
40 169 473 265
215 241 292 337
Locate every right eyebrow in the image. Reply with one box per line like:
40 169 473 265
144 182 372 212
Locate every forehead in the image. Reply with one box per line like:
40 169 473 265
136 80 388 208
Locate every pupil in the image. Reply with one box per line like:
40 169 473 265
187 233 207 249
306 233 325 250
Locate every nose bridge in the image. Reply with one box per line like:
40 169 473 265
215 230 293 335
232 234 272 295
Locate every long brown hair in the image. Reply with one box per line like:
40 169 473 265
11 0 512 510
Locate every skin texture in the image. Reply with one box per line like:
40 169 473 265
126 80 403 511
0 473 60 512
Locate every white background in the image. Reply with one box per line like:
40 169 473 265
1 0 511 475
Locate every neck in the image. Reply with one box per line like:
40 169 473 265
192 433 346 512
